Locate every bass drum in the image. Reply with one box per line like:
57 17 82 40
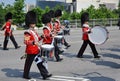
88 26 109 45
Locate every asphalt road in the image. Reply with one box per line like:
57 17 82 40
0 26 120 81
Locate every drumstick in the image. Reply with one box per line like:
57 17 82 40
20 54 27 60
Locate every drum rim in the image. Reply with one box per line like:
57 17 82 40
41 44 54 49
54 35 63 38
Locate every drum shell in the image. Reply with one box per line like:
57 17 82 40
57 30 64 35
54 36 64 48
41 44 54 58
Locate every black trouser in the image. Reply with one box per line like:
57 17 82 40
77 40 98 57
54 44 61 60
57 33 69 47
63 38 69 46
3 34 18 49
23 54 49 78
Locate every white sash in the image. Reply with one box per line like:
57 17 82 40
43 26 54 46
29 29 39 42
43 26 51 34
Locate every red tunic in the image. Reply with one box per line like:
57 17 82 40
54 19 61 32
3 21 12 36
48 23 53 32
42 26 54 58
24 30 42 54
82 24 90 40
42 26 53 44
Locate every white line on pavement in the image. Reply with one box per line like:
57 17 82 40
51 75 90 81
50 77 75 81
28 79 36 81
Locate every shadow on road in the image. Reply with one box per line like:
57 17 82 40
101 47 120 52
1 68 41 79
71 72 116 81
102 53 120 59
1 68 23 78
63 52 120 69
92 60 120 69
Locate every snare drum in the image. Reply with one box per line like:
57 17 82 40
41 44 54 58
88 26 108 45
54 35 64 48
57 29 64 35
58 31 63 35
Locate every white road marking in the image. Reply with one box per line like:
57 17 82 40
28 79 36 81
50 75 90 81
50 77 75 81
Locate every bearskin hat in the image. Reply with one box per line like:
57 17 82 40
25 11 37 27
54 9 62 17
81 12 89 26
41 13 51 24
5 12 12 21
48 10 55 18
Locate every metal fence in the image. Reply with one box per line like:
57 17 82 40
62 18 119 28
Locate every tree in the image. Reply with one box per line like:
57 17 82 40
70 12 80 19
13 0 25 26
44 6 50 13
53 5 64 11
79 5 118 19
117 0 120 17
61 11 70 20
0 3 6 27
86 5 96 19
32 7 44 27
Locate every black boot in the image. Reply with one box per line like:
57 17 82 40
23 75 31 79
56 58 63 62
43 74 52 80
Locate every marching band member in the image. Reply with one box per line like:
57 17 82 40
41 12 63 62
23 11 52 80
1 12 20 50
76 12 100 59
41 13 53 45
54 9 71 49
48 10 55 33
41 13 54 59
48 10 64 62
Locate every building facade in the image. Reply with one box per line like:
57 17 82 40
35 0 119 13
36 0 67 9
25 4 36 12
74 0 119 12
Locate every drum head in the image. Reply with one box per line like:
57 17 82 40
54 36 63 39
41 44 54 50
88 26 108 45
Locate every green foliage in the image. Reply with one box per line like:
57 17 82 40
33 6 65 27
4 4 14 13
117 1 120 17
79 5 118 19
70 12 80 20
0 4 5 27
0 1 120 29
12 0 25 26
86 5 96 19
61 11 70 20
53 5 64 11
32 7 44 27
44 6 50 13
